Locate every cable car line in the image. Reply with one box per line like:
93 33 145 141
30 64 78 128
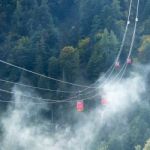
0 0 133 92
99 0 140 106
118 64 128 81
127 0 139 59
0 0 133 97
0 11 136 106
0 0 133 99
0 0 139 106
0 62 129 104
112 63 127 81
0 78 81 94
0 63 114 97
0 45 139 106
0 88 96 103
116 0 140 82
0 59 97 89
99 0 133 76
0 87 97 104
0 99 53 104
95 0 133 83
115 0 133 66
73 63 116 96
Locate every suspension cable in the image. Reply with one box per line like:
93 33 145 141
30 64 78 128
0 0 136 105
0 0 133 99
115 0 133 62
127 0 139 58
0 59 96 89
116 0 140 81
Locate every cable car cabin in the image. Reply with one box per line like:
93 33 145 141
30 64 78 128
101 99 108 105
126 57 132 64
76 101 84 112
115 61 120 68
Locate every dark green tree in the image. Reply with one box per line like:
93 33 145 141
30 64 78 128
138 35 150 63
48 56 61 89
87 29 118 80
143 139 150 150
60 46 79 83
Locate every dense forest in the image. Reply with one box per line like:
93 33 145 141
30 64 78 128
0 0 150 150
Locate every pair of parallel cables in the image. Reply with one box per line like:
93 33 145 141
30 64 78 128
0 0 140 104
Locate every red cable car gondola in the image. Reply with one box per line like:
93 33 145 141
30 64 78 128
76 101 84 112
115 61 120 68
101 99 108 105
126 57 132 64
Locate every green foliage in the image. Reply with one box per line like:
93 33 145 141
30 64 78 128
87 48 104 81
138 35 150 63
87 29 118 80
138 36 150 52
60 46 79 82
12 36 35 69
48 56 61 89
0 1 150 149
142 0 150 21
143 139 150 150
78 37 90 49
48 57 61 78
78 37 91 66
98 144 108 150
141 18 150 35
135 145 142 150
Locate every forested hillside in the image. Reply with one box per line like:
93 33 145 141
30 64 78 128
0 0 150 150
0 0 149 84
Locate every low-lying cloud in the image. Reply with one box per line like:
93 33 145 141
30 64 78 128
0 64 149 150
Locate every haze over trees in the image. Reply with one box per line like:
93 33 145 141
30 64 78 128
0 0 150 149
